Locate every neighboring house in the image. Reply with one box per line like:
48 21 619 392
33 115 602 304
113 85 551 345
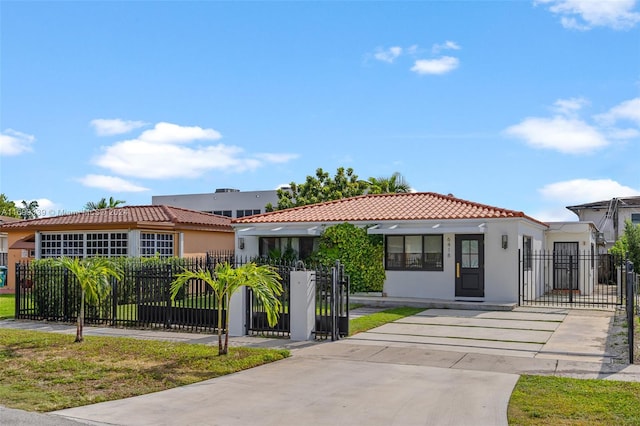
152 188 280 219
233 192 579 303
0 215 21 267
567 196 640 251
0 205 234 291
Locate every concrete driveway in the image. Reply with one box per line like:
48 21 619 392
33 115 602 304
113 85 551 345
23 306 634 425
345 307 618 363
54 355 518 426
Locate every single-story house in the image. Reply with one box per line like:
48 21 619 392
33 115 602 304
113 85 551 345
232 192 598 303
0 205 234 291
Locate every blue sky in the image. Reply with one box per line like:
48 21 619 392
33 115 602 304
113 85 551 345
1 0 639 222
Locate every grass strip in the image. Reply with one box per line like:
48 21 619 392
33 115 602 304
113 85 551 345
0 328 289 412
349 306 424 336
508 374 640 425
0 294 14 319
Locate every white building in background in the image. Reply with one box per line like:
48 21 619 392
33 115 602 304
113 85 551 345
567 197 640 251
152 188 280 219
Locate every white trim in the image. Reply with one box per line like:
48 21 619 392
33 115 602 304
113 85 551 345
369 226 487 235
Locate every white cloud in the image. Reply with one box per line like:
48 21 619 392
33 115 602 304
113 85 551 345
535 0 640 30
93 122 297 179
91 119 148 136
432 40 461 54
594 97 640 126
539 178 640 205
374 46 403 63
0 129 35 156
606 127 640 139
505 116 609 153
137 122 222 144
12 198 61 217
78 174 149 192
530 207 578 222
411 56 459 75
552 97 589 117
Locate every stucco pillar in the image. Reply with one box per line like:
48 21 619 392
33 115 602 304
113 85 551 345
228 288 247 336
290 270 316 341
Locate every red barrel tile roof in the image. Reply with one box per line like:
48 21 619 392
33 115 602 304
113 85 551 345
233 192 545 225
0 205 232 231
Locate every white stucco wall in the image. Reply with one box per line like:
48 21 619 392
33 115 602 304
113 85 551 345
544 222 597 295
234 217 551 304
382 219 547 303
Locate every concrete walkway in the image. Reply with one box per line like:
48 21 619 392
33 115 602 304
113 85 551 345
2 306 639 425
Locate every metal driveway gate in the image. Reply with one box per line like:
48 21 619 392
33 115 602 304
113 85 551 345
519 251 624 309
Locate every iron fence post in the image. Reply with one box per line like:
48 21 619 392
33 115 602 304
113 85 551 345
331 261 338 341
63 268 70 322
517 249 521 306
14 262 20 319
569 255 574 304
626 259 634 364
165 264 172 329
111 277 118 327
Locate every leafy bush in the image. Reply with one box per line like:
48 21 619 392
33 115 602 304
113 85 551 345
313 223 385 293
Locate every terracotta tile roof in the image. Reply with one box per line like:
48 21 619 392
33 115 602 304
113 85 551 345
233 192 545 225
0 205 232 232
0 215 20 223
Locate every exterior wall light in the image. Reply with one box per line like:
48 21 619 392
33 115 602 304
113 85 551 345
501 234 508 250
239 238 245 250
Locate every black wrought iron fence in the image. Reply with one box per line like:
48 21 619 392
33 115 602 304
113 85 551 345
315 261 350 340
15 253 350 339
246 258 293 337
519 251 624 309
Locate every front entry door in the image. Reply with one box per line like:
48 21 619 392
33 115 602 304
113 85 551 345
455 234 485 298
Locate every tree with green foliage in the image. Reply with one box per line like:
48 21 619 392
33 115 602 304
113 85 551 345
84 197 126 211
610 219 640 268
313 222 386 293
367 172 411 194
0 194 19 218
52 257 123 342
170 262 283 355
266 167 369 211
19 200 39 219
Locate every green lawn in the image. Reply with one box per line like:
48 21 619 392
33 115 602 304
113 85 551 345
349 306 424 336
0 328 289 412
0 294 14 319
508 375 640 425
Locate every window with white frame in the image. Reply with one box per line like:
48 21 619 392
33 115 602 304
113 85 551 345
385 235 443 271
140 233 174 257
86 232 128 257
41 234 62 258
40 232 129 258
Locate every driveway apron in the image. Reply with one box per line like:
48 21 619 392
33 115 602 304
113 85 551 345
54 355 518 426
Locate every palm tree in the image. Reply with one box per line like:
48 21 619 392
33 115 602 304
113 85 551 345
53 257 123 342
367 172 412 194
84 197 125 211
171 262 283 355
20 200 39 219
